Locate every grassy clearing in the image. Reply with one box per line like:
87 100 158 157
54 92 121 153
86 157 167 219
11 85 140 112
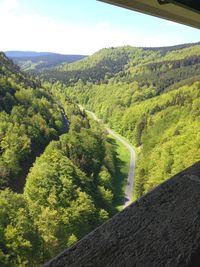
108 129 137 204
108 134 130 211
107 128 138 204
85 109 131 211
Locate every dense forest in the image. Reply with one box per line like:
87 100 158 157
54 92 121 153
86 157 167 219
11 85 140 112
43 42 200 200
2 41 200 266
40 42 200 86
0 53 122 266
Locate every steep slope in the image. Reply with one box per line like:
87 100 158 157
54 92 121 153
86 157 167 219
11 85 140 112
48 42 200 200
44 161 200 267
0 53 129 266
41 46 161 84
40 42 200 85
2 42 200 265
0 52 65 190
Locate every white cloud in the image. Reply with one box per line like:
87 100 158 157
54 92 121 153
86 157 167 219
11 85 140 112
96 21 111 29
0 0 18 13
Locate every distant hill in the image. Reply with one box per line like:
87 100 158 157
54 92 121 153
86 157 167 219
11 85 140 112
143 41 200 54
5 51 87 72
41 46 141 84
5 51 53 57
40 42 200 85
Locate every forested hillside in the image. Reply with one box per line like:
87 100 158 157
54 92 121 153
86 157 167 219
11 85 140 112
2 41 200 265
40 46 161 84
47 42 200 200
40 42 200 85
5 51 87 73
0 53 123 266
0 52 64 190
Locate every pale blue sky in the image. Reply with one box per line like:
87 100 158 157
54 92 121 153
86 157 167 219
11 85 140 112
0 0 200 54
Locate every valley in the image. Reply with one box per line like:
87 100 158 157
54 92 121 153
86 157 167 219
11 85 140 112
1 41 200 266
85 108 136 207
0 52 130 266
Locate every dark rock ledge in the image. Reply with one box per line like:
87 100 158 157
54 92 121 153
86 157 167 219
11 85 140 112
44 161 200 267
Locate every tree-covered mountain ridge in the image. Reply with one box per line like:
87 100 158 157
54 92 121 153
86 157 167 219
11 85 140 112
1 40 200 265
52 41 200 201
0 52 128 266
40 42 200 85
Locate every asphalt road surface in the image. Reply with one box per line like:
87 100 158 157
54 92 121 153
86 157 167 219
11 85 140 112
86 109 136 208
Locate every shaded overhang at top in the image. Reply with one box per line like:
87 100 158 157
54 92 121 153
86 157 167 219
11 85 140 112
98 0 200 29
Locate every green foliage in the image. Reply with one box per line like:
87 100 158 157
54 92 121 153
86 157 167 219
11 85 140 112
0 112 117 265
40 46 160 85
2 41 200 266
0 189 41 266
73 80 200 200
23 125 117 261
0 53 119 265
60 129 104 176
66 234 77 247
10 53 86 72
60 43 200 202
133 83 200 197
0 53 65 189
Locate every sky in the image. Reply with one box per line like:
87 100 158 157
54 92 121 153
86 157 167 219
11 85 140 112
0 0 200 55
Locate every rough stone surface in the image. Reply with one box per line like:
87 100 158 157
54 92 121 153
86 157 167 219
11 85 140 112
44 162 200 267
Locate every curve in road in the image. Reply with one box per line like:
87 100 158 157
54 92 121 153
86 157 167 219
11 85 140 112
86 109 136 208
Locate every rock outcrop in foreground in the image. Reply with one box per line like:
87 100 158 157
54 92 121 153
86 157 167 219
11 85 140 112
44 162 200 267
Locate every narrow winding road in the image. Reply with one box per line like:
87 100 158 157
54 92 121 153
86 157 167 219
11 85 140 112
86 109 136 208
